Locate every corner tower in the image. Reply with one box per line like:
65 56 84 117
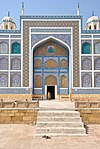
0 12 16 30
85 12 100 30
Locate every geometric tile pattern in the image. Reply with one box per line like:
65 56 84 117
0 88 30 94
31 34 71 48
72 89 100 94
23 20 80 87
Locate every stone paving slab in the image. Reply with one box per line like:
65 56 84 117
0 124 100 149
39 100 75 109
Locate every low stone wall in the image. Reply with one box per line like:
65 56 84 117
0 100 39 124
1 94 100 102
75 101 100 108
0 101 39 108
0 94 32 102
0 109 38 124
76 109 100 124
71 94 100 101
75 101 100 124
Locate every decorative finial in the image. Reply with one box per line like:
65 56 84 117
8 11 10 17
22 2 24 16
92 11 94 16
78 2 79 8
77 2 80 16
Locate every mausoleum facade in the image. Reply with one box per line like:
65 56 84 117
0 4 100 101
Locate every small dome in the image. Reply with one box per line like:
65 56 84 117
2 16 14 23
0 15 16 30
87 16 100 23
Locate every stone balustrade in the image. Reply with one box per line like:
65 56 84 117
75 101 100 109
0 100 39 109
75 101 100 124
0 100 39 124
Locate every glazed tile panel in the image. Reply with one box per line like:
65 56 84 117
23 21 79 87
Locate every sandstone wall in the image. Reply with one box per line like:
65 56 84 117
0 109 38 124
0 94 32 102
0 93 100 102
76 109 100 124
71 94 100 101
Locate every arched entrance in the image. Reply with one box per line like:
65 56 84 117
45 75 57 99
32 36 71 100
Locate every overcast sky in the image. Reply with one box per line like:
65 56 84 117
0 0 100 29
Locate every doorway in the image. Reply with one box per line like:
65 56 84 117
47 86 55 99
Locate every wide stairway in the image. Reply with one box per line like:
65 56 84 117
35 101 86 137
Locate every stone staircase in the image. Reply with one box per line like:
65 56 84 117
36 107 86 137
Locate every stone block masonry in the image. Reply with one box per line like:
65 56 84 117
0 100 39 124
76 109 100 124
75 101 100 124
0 94 32 102
71 94 100 101
0 109 38 124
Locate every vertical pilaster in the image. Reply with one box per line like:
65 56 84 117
58 56 60 94
42 56 44 94
8 35 11 87
92 35 94 87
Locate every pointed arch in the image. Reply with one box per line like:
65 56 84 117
82 58 92 70
95 74 100 87
45 59 58 68
60 59 68 68
82 42 91 54
0 42 8 54
60 75 68 88
30 35 72 95
11 58 21 70
45 75 57 85
0 57 8 70
32 36 70 52
11 42 21 54
0 74 8 87
94 58 100 70
11 74 21 87
94 42 100 54
82 74 92 87
34 59 42 68
34 75 42 88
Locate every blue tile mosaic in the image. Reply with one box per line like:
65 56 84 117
31 34 71 48
82 30 100 34
0 88 30 94
72 89 100 94
31 28 71 33
34 89 42 94
21 15 82 20
60 89 68 94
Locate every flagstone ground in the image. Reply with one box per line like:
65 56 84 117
0 124 100 149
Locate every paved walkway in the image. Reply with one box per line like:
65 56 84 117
39 100 75 109
0 124 100 149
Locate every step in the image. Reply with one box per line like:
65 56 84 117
39 101 75 109
39 108 75 111
37 117 82 122
38 111 80 117
36 122 84 128
36 102 86 136
36 133 87 137
36 127 86 134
